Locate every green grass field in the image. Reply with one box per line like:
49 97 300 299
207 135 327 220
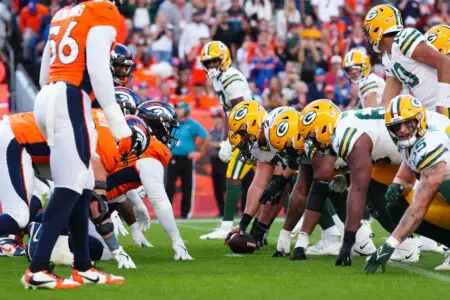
1 219 449 300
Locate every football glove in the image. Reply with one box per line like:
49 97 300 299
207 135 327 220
290 247 307 260
364 243 395 274
385 183 404 209
130 223 153 247
218 140 233 163
112 246 136 269
260 175 290 205
329 174 349 193
133 202 151 232
118 128 138 158
111 211 129 237
173 241 193 261
273 229 291 257
335 231 356 267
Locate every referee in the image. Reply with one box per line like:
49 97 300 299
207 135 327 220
166 102 209 219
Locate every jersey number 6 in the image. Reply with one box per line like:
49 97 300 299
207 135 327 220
49 21 79 65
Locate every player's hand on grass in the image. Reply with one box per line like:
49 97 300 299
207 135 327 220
112 245 136 269
133 203 151 232
364 243 395 274
335 231 356 266
130 225 153 247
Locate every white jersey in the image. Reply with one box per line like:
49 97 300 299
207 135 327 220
331 107 403 164
397 111 450 177
382 28 438 110
210 67 253 116
358 73 385 108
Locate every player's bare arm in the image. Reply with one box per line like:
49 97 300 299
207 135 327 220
380 76 403 107
243 161 275 217
363 92 379 108
392 161 446 242
393 160 416 194
345 134 373 232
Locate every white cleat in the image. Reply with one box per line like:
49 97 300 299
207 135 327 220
200 221 232 240
390 238 420 263
416 236 446 254
435 251 450 271
51 235 74 266
173 242 193 261
306 239 342 256
71 268 124 285
21 269 80 290
352 224 376 256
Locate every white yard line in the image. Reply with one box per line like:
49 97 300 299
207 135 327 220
389 261 450 283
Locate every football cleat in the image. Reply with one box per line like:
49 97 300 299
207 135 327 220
435 251 450 271
21 269 80 290
0 234 26 257
200 221 232 240
71 268 124 285
416 236 447 254
306 240 342 256
352 224 376 256
390 238 420 263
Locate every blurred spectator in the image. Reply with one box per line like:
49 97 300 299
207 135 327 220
335 69 351 103
346 16 366 53
276 0 301 38
301 14 321 40
236 34 252 78
307 68 326 102
150 12 175 62
299 38 323 84
346 82 360 110
291 80 309 107
311 0 344 23
178 10 210 61
158 81 180 104
245 0 272 27
324 84 347 109
136 82 153 101
228 0 249 51
345 0 371 16
281 67 300 103
166 102 209 219
187 33 210 85
182 83 219 110
274 34 288 64
206 109 227 216
250 40 283 92
211 11 234 50
0 0 11 50
175 68 192 96
398 0 426 27
325 55 343 86
132 0 151 31
248 80 264 104
158 0 193 39
19 0 49 60
262 77 288 110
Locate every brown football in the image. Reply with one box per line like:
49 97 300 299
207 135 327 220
228 232 257 254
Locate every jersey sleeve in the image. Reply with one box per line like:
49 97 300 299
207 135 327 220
415 137 449 172
393 28 426 58
358 78 378 98
140 136 171 167
222 74 252 101
332 125 363 160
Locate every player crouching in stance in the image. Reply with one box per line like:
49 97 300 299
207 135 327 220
365 95 450 273
224 101 301 246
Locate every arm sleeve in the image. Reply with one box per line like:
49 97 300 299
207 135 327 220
39 42 51 88
86 25 131 139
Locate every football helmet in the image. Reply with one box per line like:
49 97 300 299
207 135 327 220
136 101 179 148
115 87 142 115
298 99 341 149
200 41 231 78
267 108 301 152
425 25 450 55
343 49 365 83
111 43 135 86
228 100 266 164
363 5 403 53
385 95 427 149
125 115 150 157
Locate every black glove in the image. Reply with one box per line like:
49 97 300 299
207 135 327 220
250 221 267 249
290 247 307 261
335 231 356 266
260 175 290 205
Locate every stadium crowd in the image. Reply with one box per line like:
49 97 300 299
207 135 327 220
2 0 450 114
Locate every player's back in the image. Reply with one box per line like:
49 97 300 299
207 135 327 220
333 107 402 164
47 1 120 94
382 28 437 109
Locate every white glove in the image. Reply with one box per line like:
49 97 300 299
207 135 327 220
173 241 193 261
130 223 154 247
218 140 233 163
276 229 292 256
133 202 151 232
136 185 146 198
111 210 129 237
112 246 136 269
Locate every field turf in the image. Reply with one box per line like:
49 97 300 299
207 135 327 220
1 219 449 299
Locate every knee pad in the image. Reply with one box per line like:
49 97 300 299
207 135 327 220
306 181 330 213
90 191 114 236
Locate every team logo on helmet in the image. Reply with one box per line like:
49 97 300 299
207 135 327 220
302 111 317 126
235 107 248 121
426 33 438 43
411 97 422 108
218 42 227 51
276 121 289 137
365 9 378 21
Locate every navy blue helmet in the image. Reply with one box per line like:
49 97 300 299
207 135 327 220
115 87 143 115
111 43 135 86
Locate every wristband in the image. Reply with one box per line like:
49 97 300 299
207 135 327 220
386 236 400 248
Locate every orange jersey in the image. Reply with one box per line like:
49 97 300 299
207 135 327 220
8 112 50 164
93 108 120 173
106 136 171 200
47 1 120 94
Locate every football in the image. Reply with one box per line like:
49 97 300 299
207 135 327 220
227 233 257 254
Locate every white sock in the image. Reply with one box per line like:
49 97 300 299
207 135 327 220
295 232 310 248
332 214 344 234
221 221 233 230
323 225 341 242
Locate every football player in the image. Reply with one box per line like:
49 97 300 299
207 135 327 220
293 100 419 265
110 43 135 87
27 0 138 289
223 101 305 246
363 5 450 114
95 101 193 261
365 95 450 273
199 41 256 240
343 49 385 108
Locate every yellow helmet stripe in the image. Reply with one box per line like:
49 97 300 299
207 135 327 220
417 144 448 171
339 127 357 158
386 4 401 25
